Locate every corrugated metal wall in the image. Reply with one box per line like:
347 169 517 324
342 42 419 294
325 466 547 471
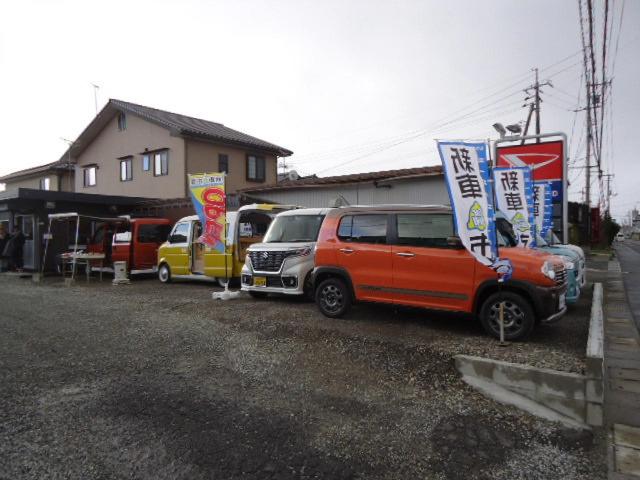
248 176 450 208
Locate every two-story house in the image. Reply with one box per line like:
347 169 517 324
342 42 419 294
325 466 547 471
0 99 293 271
1 99 293 205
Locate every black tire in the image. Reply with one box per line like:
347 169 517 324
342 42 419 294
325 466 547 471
249 290 268 299
315 277 351 318
158 263 171 283
479 291 535 341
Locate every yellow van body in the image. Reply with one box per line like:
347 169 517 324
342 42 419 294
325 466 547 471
157 204 298 283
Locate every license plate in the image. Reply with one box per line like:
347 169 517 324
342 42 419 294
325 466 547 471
254 276 267 287
559 293 566 310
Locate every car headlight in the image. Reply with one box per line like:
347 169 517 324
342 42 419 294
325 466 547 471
541 261 556 280
564 260 575 270
291 247 312 257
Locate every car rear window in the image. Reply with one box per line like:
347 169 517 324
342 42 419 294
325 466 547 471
337 215 387 244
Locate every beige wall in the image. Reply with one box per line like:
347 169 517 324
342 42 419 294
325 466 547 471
185 139 277 195
58 170 75 192
3 173 60 191
74 113 186 198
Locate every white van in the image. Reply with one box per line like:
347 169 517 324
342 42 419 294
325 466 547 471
241 208 331 298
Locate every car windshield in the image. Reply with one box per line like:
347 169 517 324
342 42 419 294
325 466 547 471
263 215 325 243
547 232 562 245
536 234 549 247
495 218 518 247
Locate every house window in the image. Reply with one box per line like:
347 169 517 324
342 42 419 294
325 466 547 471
117 112 127 131
219 154 229 174
142 154 151 171
246 155 265 182
154 150 169 176
120 158 133 181
83 166 97 187
40 177 51 191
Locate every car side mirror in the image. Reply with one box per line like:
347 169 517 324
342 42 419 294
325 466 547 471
446 236 464 248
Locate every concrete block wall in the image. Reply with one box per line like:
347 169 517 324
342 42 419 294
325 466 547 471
456 283 604 428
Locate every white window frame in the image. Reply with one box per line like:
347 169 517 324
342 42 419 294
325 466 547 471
153 150 169 176
83 167 97 187
120 158 133 182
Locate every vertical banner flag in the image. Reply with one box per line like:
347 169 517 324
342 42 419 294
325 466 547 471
437 141 498 267
533 180 554 240
493 167 535 248
187 173 226 252
496 140 565 240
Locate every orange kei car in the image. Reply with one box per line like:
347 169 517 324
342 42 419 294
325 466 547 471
312 205 568 340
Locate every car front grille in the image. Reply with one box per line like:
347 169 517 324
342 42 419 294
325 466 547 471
553 264 567 286
249 250 296 272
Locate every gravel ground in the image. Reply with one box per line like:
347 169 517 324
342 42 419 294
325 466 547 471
0 268 606 479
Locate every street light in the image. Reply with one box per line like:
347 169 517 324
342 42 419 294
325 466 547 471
492 123 507 138
506 123 522 135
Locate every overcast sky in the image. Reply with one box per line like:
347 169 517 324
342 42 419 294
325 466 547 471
1 0 638 221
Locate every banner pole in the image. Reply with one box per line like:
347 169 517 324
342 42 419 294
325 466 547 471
489 140 508 346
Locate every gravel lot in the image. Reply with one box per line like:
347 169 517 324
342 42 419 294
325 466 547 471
0 265 606 479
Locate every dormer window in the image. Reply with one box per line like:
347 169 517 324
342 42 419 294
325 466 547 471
117 112 127 131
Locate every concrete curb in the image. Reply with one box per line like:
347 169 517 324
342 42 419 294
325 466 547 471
455 282 605 429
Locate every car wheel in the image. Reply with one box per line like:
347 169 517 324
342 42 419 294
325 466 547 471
158 263 171 283
479 291 535 341
249 290 268 299
315 277 351 318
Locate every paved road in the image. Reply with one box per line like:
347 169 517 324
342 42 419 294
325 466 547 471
614 239 640 333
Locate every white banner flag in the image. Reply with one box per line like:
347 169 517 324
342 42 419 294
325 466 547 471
493 167 535 248
437 141 498 267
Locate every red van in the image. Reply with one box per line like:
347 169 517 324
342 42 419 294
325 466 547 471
87 218 172 273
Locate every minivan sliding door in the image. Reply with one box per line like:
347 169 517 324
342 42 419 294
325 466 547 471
391 213 475 311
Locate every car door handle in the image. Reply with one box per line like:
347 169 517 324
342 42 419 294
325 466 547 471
339 248 354 254
396 252 415 257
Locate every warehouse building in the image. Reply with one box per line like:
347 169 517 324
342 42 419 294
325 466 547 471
240 166 448 208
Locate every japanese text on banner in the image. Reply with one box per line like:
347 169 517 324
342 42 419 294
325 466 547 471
493 167 535 248
533 180 554 240
187 173 226 252
437 141 498 267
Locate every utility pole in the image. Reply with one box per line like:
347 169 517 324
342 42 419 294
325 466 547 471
534 68 541 139
603 173 613 215
523 68 551 144
585 80 592 207
520 104 535 145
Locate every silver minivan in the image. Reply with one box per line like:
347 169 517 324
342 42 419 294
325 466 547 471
241 208 331 298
